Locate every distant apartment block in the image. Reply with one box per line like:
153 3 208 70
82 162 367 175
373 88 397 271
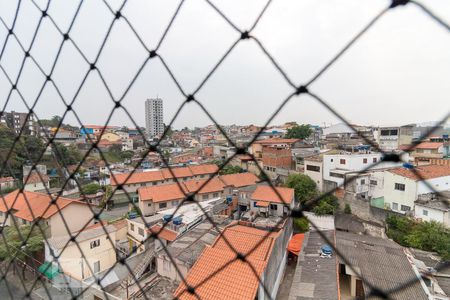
145 98 164 139
0 110 39 136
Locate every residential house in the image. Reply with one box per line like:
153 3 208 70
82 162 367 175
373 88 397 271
250 138 301 160
250 185 295 217
0 176 16 191
383 164 450 213
45 223 117 281
0 190 95 237
414 192 450 227
322 152 399 192
110 164 219 193
174 220 292 300
23 171 50 192
138 173 259 216
411 142 447 164
304 155 324 191
155 219 228 283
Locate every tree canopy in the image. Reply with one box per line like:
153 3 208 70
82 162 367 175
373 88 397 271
219 165 242 175
0 225 44 261
285 124 313 139
285 173 317 204
386 215 450 260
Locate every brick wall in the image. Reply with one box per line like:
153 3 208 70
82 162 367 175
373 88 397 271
262 146 294 169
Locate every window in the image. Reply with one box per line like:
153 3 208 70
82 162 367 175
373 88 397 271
138 228 144 236
360 179 366 185
330 159 334 162
401 205 411 212
253 202 258 207
159 202 167 209
330 172 345 178
340 159 346 165
90 239 100 249
147 203 151 207
370 180 377 185
394 183 405 191
363 158 368 164
94 261 100 273
130 223 135 231
202 194 208 200
270 204 278 210
392 203 398 210
423 209 428 216
173 200 179 206
306 165 320 172
213 193 219 198
373 157 377 163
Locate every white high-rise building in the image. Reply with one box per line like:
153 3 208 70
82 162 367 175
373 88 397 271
145 98 164 139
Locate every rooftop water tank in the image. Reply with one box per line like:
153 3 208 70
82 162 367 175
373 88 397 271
321 244 332 256
173 216 183 225
403 163 414 169
163 214 173 222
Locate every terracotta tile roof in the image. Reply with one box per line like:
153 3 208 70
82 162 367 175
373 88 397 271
174 224 278 300
414 142 443 150
189 164 219 175
253 138 300 145
251 185 294 204
220 173 259 188
255 201 270 207
389 164 450 181
0 190 88 221
111 164 218 186
148 224 177 241
183 177 225 194
138 184 186 202
161 167 193 179
23 172 49 185
0 176 14 183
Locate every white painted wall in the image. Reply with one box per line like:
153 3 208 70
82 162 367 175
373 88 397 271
414 204 450 227
323 153 385 186
303 160 323 192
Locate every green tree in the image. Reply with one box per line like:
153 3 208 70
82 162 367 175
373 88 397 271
81 183 101 195
219 165 242 175
0 225 44 261
293 217 309 233
285 124 313 139
120 150 134 161
344 203 352 214
52 143 82 165
313 194 339 215
285 173 317 204
386 215 450 260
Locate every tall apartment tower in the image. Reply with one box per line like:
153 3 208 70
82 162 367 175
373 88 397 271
145 98 164 139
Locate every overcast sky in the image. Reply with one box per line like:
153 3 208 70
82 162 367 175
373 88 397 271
0 0 450 130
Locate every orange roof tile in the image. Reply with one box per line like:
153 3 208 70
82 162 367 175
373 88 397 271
251 186 294 204
148 224 178 241
174 224 278 300
138 184 186 202
389 165 450 181
189 164 219 175
414 142 443 150
111 164 218 186
0 177 14 183
255 201 270 207
253 138 300 145
23 172 49 185
220 173 259 188
183 178 225 194
0 190 88 221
